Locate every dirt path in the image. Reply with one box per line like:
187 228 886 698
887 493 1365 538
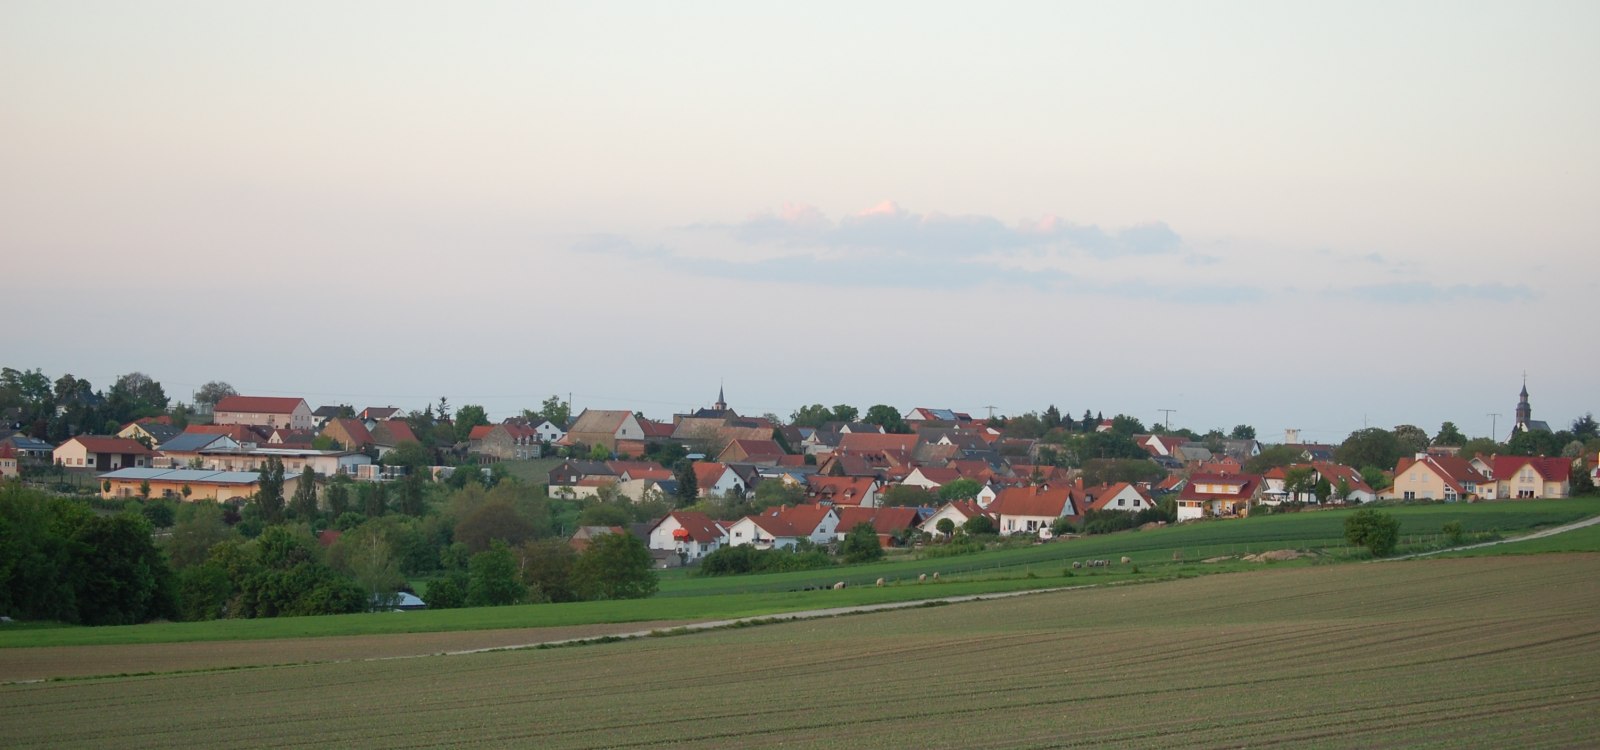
1388 512 1600 561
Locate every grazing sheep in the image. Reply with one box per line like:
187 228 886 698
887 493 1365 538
932 572 940 581
1121 556 1132 564
875 577 885 587
918 573 927 582
833 581 846 590
1072 561 1082 569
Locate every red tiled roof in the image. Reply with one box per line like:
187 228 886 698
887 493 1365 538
214 396 306 414
838 433 918 454
1083 482 1154 513
990 486 1079 518
375 420 418 445
0 443 16 459
468 425 495 441
725 439 787 459
640 419 675 439
907 467 962 485
609 460 666 476
836 506 921 535
325 418 373 447
661 511 725 543
693 462 729 489
64 435 154 455
805 476 877 506
744 505 833 538
1491 455 1571 483
1179 473 1263 501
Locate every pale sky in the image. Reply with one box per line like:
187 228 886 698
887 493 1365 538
3 1 1596 443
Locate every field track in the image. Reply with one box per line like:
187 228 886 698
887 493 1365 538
3 554 1596 748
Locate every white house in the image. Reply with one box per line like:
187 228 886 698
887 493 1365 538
919 500 993 539
726 506 838 550
1083 483 1158 514
646 511 727 562
533 420 566 444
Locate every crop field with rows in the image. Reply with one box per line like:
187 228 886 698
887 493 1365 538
4 553 1596 749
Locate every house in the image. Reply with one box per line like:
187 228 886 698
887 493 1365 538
54 436 154 471
2 434 55 463
1488 455 1572 499
0 443 17 478
920 500 996 538
174 445 371 478
369 420 419 453
1382 455 1487 502
989 485 1080 536
155 432 242 468
358 406 403 423
834 506 922 546
1176 473 1265 520
725 505 839 550
837 432 918 454
311 405 347 429
716 439 787 465
560 409 647 453
547 459 614 487
97 467 299 503
468 423 541 461
646 511 728 562
1083 483 1158 514
1135 434 1190 458
569 526 626 552
905 407 973 424
1154 474 1188 495
116 420 181 448
804 476 880 507
320 418 374 452
693 462 746 498
267 428 316 448
901 466 963 490
531 420 566 444
212 396 315 431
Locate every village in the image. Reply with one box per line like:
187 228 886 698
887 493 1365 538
3 371 1592 573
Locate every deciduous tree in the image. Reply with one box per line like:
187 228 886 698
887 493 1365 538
571 532 657 600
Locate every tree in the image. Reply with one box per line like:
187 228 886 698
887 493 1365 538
254 457 286 524
1003 413 1047 439
1246 445 1304 474
1392 424 1429 457
880 484 935 507
1336 428 1402 474
589 442 612 460
454 405 490 443
1456 437 1500 461
466 540 527 607
672 459 699 508
348 532 404 610
397 472 428 517
863 404 910 434
839 522 885 563
138 479 151 501
289 466 318 519
1283 466 1318 502
71 513 175 625
518 539 579 603
830 404 859 424
536 395 570 428
386 440 432 471
935 518 956 537
571 532 657 600
789 404 834 429
141 500 175 529
938 478 982 502
1573 413 1599 441
963 515 996 535
1042 405 1063 430
361 482 388 517
162 502 235 569
1080 458 1164 486
1344 509 1400 557
325 478 352 517
1433 421 1467 446
1230 424 1256 440
1108 414 1145 436
108 371 169 421
454 499 537 553
193 381 237 412
752 480 804 512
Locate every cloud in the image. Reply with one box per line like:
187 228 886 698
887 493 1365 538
1341 282 1536 303
714 202 1183 259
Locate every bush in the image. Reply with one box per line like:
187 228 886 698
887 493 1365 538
1443 521 1465 546
1082 510 1138 535
697 544 835 576
425 572 468 609
1345 508 1400 557
963 515 996 535
839 522 885 564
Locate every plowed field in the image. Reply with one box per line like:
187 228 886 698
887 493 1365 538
4 555 1596 748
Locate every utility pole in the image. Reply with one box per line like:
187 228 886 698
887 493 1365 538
1157 408 1176 430
1487 413 1501 441
984 405 996 420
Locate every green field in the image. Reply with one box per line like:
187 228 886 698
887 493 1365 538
3 554 1596 748
2 497 1594 650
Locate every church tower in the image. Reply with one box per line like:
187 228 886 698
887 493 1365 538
1515 378 1532 429
714 383 727 412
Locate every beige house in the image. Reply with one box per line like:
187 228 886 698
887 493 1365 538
213 396 315 430
1487 456 1572 499
560 409 646 453
53 436 155 471
1382 455 1486 501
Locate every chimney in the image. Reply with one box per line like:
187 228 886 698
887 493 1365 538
1285 428 1300 444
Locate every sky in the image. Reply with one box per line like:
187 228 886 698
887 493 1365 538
2 1 1597 444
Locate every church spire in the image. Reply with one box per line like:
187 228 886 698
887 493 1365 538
715 381 727 412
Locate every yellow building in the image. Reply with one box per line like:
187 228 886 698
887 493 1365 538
98 467 301 503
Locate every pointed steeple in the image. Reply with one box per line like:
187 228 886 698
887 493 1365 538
715 381 727 412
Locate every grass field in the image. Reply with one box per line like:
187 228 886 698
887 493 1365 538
3 497 1595 650
3 554 1596 748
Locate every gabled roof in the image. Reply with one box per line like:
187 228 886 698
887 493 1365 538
1083 482 1154 513
359 406 402 421
184 424 268 442
158 432 235 453
468 425 496 441
1179 473 1264 501
656 511 726 543
0 443 15 459
1394 455 1486 495
568 409 635 436
1490 455 1571 483
723 439 787 460
372 420 417 446
835 506 921 535
741 505 835 538
62 435 154 455
989 486 1079 518
640 419 675 439
838 433 918 453
609 460 666 476
693 462 731 488
324 418 373 447
805 476 877 506
905 467 962 486
214 396 307 414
